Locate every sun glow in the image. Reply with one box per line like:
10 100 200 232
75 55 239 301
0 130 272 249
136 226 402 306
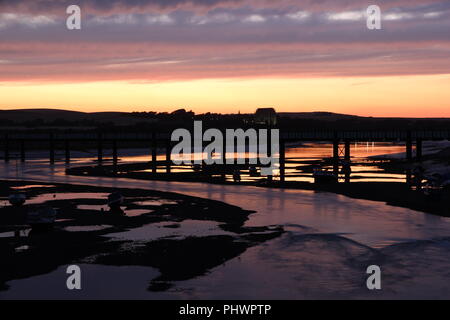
1 74 450 117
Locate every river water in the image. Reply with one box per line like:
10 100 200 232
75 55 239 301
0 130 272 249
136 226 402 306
1 144 450 299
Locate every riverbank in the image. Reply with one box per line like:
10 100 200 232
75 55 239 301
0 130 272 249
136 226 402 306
65 162 450 218
276 181 450 217
4 172 450 298
0 180 283 292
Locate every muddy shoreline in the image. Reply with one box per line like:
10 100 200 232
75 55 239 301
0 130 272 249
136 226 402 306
0 180 283 292
67 163 450 218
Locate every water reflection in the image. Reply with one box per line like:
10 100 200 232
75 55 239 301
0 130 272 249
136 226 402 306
3 143 450 299
1 157 450 248
2 142 408 183
2 143 450 248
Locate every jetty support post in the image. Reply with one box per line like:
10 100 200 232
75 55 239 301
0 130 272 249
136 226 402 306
97 133 103 165
344 140 351 162
406 131 413 161
416 138 423 161
152 133 157 174
49 133 55 164
333 139 339 176
65 140 70 164
279 138 286 183
4 134 9 163
20 140 25 162
221 128 226 180
112 139 118 171
165 138 171 174
344 139 351 183
267 126 273 182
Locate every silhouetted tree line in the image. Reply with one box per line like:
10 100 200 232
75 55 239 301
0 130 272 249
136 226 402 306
1 108 450 133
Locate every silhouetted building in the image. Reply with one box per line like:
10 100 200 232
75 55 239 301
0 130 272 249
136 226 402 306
255 108 277 126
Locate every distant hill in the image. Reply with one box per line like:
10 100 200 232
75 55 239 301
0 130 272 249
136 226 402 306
0 109 86 121
0 109 365 123
278 111 450 121
278 112 364 121
1 109 450 131
0 109 156 126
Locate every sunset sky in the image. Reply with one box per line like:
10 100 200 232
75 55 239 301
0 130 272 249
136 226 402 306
0 0 450 117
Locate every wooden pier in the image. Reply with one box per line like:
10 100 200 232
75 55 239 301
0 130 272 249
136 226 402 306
1 129 449 182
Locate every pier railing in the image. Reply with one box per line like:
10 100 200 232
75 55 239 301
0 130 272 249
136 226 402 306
1 129 449 183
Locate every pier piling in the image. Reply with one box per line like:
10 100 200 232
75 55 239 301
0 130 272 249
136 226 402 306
221 129 226 179
165 139 171 173
416 139 423 161
406 132 413 161
49 133 55 164
20 140 25 162
280 139 286 183
344 140 351 183
152 133 157 173
344 140 351 161
112 139 118 168
333 139 339 175
97 133 103 165
3 134 9 163
65 140 70 164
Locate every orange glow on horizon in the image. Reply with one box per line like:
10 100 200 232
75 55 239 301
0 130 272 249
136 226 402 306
1 74 450 117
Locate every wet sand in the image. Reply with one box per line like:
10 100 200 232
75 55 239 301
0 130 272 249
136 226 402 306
272 181 450 217
3 173 450 298
67 163 450 218
2 146 450 299
0 180 282 292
